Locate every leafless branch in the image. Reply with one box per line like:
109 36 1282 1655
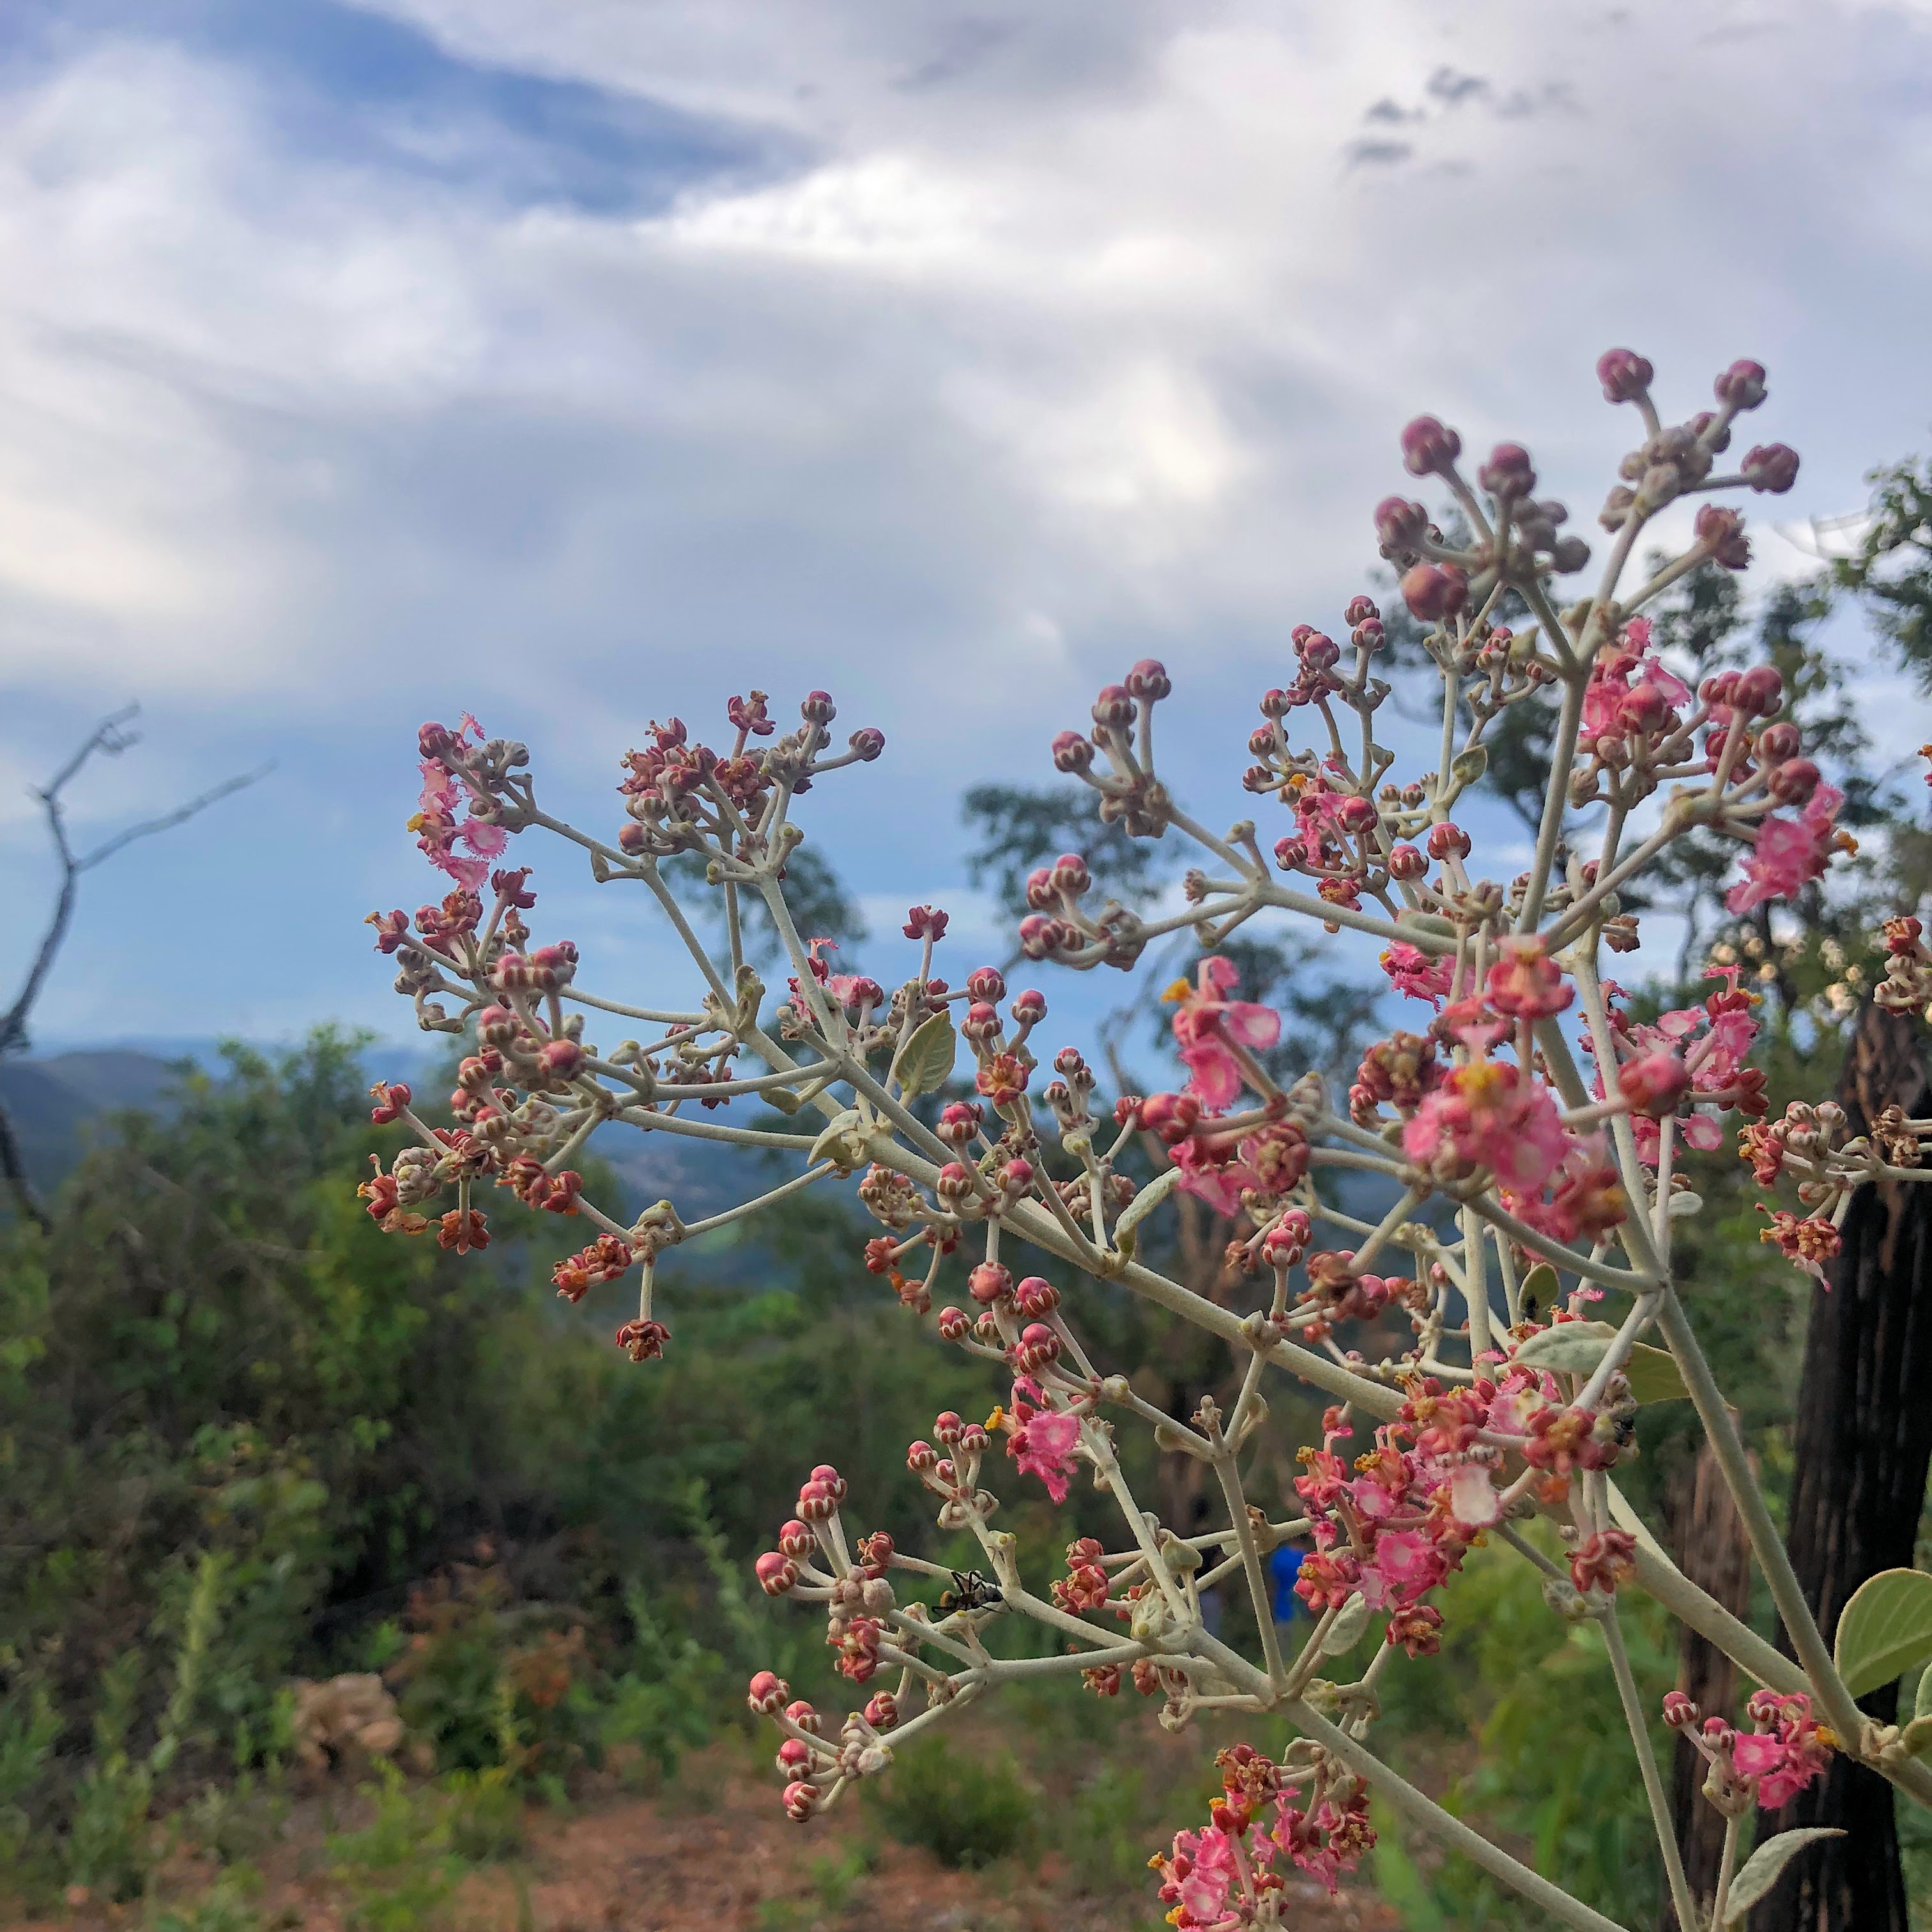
0 705 271 1230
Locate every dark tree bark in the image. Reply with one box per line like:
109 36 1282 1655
1755 1000 1932 1932
1660 1439 1754 1929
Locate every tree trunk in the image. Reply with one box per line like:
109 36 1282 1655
1660 1439 1754 1929
1755 1000 1932 1932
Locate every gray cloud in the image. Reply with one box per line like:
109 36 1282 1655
1346 137 1414 167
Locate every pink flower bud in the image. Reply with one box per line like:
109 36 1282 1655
1051 730 1094 774
1756 721 1802 764
937 1100 983 1145
969 1262 1013 1306
1768 757 1821 806
1374 495 1430 551
933 1411 963 1445
1694 503 1750 569
848 726 885 760
756 1552 798 1597
1016 1322 1061 1370
1299 631 1340 670
779 1519 815 1558
864 1692 900 1731
1714 359 1767 411
1138 1091 1201 1145
1388 843 1425 881
1015 1276 1061 1317
906 1439 939 1472
1018 914 1069 960
1662 1691 1699 1729
1734 665 1784 717
801 691 836 724
540 1038 583 1077
1400 415 1462 478
1618 1051 1692 1119
796 1480 837 1522
1091 684 1134 729
1345 595 1380 625
808 1464 846 1503
1478 442 1536 498
1401 562 1468 621
747 1671 789 1715
1596 348 1654 404
936 1308 969 1342
1124 658 1171 700
785 1699 821 1733
1741 443 1798 494
782 1781 818 1821
967 965 1007 1003
1050 852 1090 895
962 1000 1002 1041
1426 822 1471 861
1010 987 1047 1024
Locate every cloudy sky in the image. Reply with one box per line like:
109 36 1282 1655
3 0 1931 1052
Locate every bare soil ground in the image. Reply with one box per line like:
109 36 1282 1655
35 1738 1405 1932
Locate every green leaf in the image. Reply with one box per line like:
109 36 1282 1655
807 1108 867 1174
890 1011 957 1098
1111 1167 1181 1256
1721 1828 1844 1924
1515 1261 1559 1319
1509 1322 1688 1404
1450 745 1488 785
1834 1568 1932 1698
1322 1594 1370 1653
1512 1321 1618 1374
1916 1662 1932 1724
1623 1344 1689 1404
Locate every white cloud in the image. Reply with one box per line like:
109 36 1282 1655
3 0 1931 1037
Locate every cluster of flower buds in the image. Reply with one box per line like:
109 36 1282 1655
1662 1689 1832 1814
1878 914 1932 1016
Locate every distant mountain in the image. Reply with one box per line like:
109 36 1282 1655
1 1048 188 1187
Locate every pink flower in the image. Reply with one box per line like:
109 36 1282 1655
1725 784 1846 913
1402 1061 1570 1195
1380 941 1454 1006
1361 1528 1441 1607
1581 634 1692 746
1009 1406 1082 1503
1731 1733 1784 1779
1445 1462 1503 1529
1485 937 1573 1020
1164 957 1281 1111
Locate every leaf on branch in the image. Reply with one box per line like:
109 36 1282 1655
891 1010 956 1098
1622 1345 1689 1404
1450 745 1489 785
1516 1261 1559 1317
1833 1567 1932 1698
1322 1593 1370 1653
1508 1320 1687 1402
807 1108 869 1174
1721 1828 1845 1924
1512 1321 1618 1373
1110 1166 1181 1261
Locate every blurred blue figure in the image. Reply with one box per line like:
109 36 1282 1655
1268 1542 1305 1627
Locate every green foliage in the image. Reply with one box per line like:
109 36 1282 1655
321 1765 464 1932
868 1735 1034 1869
1374 1535 1675 1929
1834 452 1932 689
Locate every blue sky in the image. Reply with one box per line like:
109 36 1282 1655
4 0 1932 1059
